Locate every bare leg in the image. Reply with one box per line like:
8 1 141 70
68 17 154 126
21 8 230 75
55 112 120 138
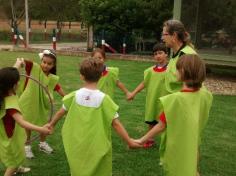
40 133 46 142
25 129 31 145
4 167 17 176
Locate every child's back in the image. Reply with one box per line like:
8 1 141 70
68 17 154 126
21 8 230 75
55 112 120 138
62 87 118 176
159 88 212 176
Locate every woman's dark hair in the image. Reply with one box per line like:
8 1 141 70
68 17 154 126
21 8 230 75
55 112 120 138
163 19 194 48
0 67 20 108
80 57 104 82
176 54 206 88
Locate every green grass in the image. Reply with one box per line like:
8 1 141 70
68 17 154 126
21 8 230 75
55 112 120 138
0 51 235 176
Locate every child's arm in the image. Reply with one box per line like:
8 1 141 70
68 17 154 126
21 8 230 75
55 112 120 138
57 87 66 97
112 118 142 148
49 107 66 127
116 80 130 97
127 81 145 101
135 121 166 144
12 111 51 135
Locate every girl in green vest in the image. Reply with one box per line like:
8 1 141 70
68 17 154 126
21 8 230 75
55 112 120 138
162 19 197 93
91 48 131 100
127 43 169 148
134 55 213 176
15 50 65 159
49 57 141 176
0 67 51 176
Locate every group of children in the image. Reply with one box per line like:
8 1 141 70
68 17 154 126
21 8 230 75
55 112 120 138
0 20 213 176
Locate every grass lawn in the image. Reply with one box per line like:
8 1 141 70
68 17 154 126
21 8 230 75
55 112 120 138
0 51 235 176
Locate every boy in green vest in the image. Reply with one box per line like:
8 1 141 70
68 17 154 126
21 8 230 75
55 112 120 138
49 57 140 176
134 54 213 176
127 43 169 148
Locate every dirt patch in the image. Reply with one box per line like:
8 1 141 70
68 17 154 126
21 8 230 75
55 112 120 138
205 75 236 95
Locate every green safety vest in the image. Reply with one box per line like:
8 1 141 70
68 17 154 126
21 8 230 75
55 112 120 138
159 88 212 176
165 45 197 93
19 62 59 125
97 67 119 99
62 90 118 176
144 66 169 122
0 95 26 167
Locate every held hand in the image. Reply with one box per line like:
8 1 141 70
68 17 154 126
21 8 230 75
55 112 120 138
126 92 135 101
133 138 144 145
128 138 143 149
41 124 52 135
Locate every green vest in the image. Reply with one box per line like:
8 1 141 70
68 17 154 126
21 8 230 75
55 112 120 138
97 67 119 99
165 45 196 93
159 88 212 176
0 95 26 167
144 66 168 122
62 91 119 176
19 62 59 125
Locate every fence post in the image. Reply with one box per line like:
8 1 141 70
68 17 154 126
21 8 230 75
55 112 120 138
52 29 57 50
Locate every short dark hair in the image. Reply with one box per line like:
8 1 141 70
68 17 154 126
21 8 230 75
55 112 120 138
153 43 169 55
79 57 104 82
176 54 206 88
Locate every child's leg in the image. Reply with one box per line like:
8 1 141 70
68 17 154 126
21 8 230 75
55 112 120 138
4 167 16 176
25 129 34 158
25 129 31 145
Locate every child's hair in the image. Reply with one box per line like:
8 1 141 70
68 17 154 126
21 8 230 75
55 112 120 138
163 19 194 48
80 57 104 82
176 54 206 89
0 67 20 108
153 43 169 55
39 49 57 74
91 48 106 60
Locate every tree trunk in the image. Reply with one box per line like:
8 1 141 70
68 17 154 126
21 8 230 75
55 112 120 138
87 25 94 52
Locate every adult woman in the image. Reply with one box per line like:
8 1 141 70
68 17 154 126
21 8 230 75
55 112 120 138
162 19 197 93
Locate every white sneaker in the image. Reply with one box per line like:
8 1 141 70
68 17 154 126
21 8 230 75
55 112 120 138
25 145 34 159
39 142 53 154
15 166 31 173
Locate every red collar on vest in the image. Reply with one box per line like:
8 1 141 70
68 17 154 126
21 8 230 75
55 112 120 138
181 88 199 92
153 64 167 72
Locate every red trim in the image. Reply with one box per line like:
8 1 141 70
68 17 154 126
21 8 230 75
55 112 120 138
159 112 166 124
153 65 167 72
181 88 199 92
102 69 108 76
2 109 18 138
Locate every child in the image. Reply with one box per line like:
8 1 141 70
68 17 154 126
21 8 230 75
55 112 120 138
16 49 65 158
127 43 169 148
49 57 141 176
0 67 51 176
91 48 130 99
134 55 213 176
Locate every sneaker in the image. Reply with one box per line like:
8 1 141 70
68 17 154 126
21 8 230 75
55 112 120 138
25 145 34 159
14 166 31 174
39 142 53 154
